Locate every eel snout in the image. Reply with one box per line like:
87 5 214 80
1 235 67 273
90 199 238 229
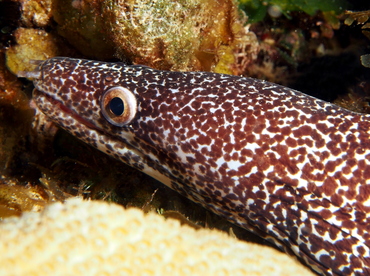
17 59 45 79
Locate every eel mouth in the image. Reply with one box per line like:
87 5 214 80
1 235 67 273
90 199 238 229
33 89 99 132
33 86 174 189
18 61 99 132
32 88 152 167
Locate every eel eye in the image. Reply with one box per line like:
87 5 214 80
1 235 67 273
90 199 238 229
101 86 137 126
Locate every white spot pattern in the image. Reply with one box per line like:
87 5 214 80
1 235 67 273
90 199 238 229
31 57 370 276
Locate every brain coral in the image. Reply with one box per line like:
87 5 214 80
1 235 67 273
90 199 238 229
0 198 314 275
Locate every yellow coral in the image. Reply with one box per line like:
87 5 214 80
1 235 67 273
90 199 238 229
11 0 258 74
0 198 314 275
19 0 52 27
103 0 255 72
5 28 65 75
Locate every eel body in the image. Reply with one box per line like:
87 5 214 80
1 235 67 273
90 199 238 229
26 57 370 275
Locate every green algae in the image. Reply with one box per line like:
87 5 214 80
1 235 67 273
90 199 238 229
240 0 349 22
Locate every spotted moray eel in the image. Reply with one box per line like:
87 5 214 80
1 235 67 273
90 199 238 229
23 57 370 275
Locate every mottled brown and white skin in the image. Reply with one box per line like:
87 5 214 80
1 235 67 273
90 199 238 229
24 57 370 275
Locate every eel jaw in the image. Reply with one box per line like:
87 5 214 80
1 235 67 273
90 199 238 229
32 88 173 188
33 89 99 131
